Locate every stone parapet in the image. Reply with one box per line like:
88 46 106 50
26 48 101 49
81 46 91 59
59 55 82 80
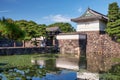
57 34 81 57
58 39 80 57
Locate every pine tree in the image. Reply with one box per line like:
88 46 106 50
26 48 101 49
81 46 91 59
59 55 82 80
106 2 120 42
108 2 119 22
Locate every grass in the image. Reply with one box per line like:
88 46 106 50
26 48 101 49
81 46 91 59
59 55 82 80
0 54 33 68
112 58 120 63
0 54 58 68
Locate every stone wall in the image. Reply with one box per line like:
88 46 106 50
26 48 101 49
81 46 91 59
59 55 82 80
57 32 120 72
0 47 58 55
56 34 80 57
58 39 80 56
24 40 42 47
79 31 120 72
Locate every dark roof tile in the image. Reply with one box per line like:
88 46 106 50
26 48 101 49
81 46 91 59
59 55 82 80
71 8 108 22
46 26 61 32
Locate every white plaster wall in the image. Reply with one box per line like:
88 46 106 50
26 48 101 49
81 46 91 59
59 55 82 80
76 20 106 32
56 34 79 39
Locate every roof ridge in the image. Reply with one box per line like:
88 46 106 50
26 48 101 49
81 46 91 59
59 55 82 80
71 8 108 22
88 8 107 17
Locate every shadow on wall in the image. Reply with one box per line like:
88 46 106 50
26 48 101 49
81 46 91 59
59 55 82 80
79 34 87 69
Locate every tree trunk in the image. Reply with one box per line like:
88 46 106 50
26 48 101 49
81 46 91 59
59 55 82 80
14 41 16 47
22 40 25 47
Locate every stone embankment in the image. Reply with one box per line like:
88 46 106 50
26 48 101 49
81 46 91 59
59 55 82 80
0 47 58 55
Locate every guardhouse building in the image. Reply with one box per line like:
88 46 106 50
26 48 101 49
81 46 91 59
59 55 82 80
71 8 108 32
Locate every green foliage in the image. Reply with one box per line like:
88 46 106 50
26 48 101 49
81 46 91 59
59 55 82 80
16 20 47 39
48 22 76 33
2 65 49 80
0 55 33 68
0 17 25 41
16 20 47 46
106 2 120 42
0 17 75 46
0 54 59 79
109 64 120 76
108 2 119 22
0 54 58 68
112 58 120 63
100 64 120 80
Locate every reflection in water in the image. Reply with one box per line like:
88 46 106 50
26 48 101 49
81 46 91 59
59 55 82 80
31 55 79 80
43 70 76 80
0 67 77 80
0 54 89 80
32 54 81 70
31 59 45 67
31 54 99 80
56 56 79 70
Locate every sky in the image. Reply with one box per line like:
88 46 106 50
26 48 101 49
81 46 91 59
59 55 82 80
0 0 120 29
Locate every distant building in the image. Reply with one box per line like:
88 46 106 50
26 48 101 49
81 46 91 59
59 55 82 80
46 26 61 46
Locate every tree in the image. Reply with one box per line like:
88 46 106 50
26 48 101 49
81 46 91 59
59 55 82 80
106 2 120 42
16 20 47 47
48 22 75 33
0 17 25 47
29 24 47 47
108 2 119 22
27 22 47 47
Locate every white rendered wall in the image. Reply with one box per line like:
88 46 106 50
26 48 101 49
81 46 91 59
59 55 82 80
76 20 106 32
56 34 79 40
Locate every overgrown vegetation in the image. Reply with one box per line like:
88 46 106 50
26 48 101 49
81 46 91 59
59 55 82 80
0 54 35 68
100 64 120 80
0 54 58 68
0 54 59 79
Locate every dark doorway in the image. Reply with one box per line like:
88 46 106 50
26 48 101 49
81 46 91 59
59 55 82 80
46 36 54 46
79 34 87 69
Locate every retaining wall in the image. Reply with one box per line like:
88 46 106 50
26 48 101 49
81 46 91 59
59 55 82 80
56 34 80 57
57 32 120 72
0 47 57 55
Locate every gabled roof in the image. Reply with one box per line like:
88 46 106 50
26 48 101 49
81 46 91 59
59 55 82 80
46 26 61 32
71 8 108 22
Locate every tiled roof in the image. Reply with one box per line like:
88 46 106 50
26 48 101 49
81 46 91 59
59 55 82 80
46 26 61 32
71 8 108 22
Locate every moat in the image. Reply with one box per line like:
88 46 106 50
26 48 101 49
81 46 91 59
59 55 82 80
0 54 99 80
